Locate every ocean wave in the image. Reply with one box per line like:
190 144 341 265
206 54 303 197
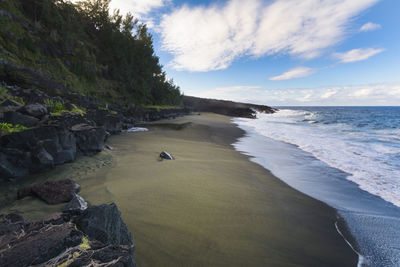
234 108 400 207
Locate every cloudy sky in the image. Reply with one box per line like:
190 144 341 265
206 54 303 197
108 0 400 106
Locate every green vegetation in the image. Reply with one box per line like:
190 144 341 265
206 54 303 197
0 0 182 106
79 236 91 250
0 122 28 136
45 98 86 116
45 98 65 113
57 252 80 267
0 85 24 104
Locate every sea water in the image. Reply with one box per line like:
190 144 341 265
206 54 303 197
233 107 400 266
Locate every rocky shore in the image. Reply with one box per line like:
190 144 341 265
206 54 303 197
0 203 136 266
0 83 276 266
0 83 190 181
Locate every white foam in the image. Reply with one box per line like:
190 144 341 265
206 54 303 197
126 127 148 132
233 110 400 208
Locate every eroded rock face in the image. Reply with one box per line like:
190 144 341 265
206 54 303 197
17 179 80 204
0 126 77 179
3 111 39 127
71 123 107 156
0 204 137 267
64 193 88 211
17 103 48 119
74 203 134 246
0 221 83 266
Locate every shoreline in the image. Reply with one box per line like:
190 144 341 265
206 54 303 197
81 113 358 266
0 113 358 266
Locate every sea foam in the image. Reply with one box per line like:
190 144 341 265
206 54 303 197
234 107 400 207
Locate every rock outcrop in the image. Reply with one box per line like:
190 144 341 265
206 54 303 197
183 95 276 118
17 179 80 204
0 84 190 181
0 204 137 267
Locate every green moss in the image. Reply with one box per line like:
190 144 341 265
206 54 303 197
79 236 91 250
46 99 85 116
57 252 80 267
70 104 86 116
0 123 28 136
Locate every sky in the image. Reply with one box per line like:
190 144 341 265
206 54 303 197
108 0 400 106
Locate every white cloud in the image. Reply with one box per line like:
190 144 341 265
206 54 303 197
360 22 381 32
190 83 400 106
269 67 315 81
109 0 169 17
333 48 384 63
160 0 379 72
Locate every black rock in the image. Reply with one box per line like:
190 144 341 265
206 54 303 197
32 147 54 170
105 145 113 150
71 123 107 156
75 203 134 246
0 126 77 179
3 111 39 127
160 151 174 160
0 150 31 178
18 103 48 119
0 205 137 267
68 244 137 267
17 179 80 205
0 216 83 266
64 194 88 211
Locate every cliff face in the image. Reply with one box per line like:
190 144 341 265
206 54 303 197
183 95 277 118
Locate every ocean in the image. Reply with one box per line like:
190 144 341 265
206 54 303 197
233 107 400 266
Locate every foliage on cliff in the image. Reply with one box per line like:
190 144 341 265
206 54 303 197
0 0 182 106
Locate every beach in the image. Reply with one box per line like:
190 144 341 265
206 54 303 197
0 113 357 266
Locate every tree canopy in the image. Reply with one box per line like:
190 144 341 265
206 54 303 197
0 0 182 106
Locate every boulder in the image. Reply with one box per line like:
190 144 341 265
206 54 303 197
64 194 88 211
87 110 123 134
160 151 174 160
0 220 83 266
32 147 54 170
0 126 77 178
3 111 39 127
17 179 80 204
75 203 134 246
71 123 107 156
18 103 48 119
0 204 137 267
0 150 31 179
68 244 137 267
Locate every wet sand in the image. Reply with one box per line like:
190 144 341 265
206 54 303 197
0 113 357 266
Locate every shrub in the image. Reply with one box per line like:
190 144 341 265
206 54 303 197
45 98 65 113
0 122 28 136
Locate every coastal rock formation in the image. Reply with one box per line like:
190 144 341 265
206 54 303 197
3 111 39 127
183 95 276 118
0 126 77 179
74 203 134 246
17 179 80 204
64 194 88 211
17 103 48 119
71 123 107 156
0 204 137 267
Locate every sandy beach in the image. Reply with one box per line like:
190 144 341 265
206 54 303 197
0 113 357 266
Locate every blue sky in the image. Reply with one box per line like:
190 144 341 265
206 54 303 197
108 0 400 106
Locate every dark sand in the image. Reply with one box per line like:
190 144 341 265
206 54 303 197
0 113 358 266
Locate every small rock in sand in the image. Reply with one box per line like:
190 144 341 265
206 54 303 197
159 151 174 160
